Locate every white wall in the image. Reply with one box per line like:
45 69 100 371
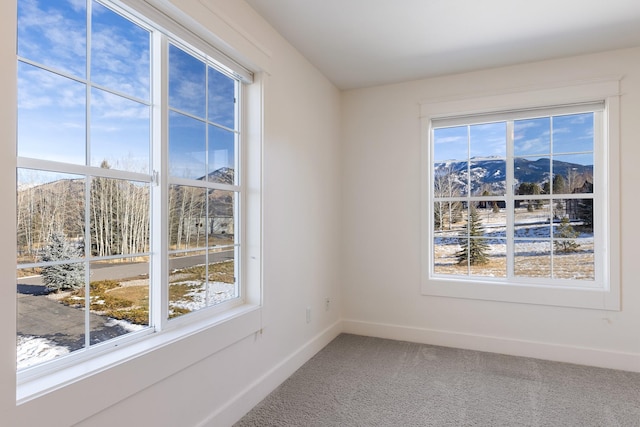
341 47 640 372
0 0 343 426
3 1 639 425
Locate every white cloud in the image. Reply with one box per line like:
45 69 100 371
435 135 466 144
66 0 86 13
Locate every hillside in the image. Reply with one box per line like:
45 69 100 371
434 158 593 195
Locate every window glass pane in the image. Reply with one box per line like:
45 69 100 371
169 251 207 318
90 178 150 257
551 199 567 221
17 169 85 265
434 201 463 234
169 111 206 179
478 200 507 270
514 157 550 195
206 248 238 306
168 248 237 318
514 117 550 156
169 185 207 250
169 44 205 118
479 200 506 230
17 261 86 369
553 238 595 280
91 88 150 172
553 211 592 240
434 162 467 198
470 160 505 196
209 189 235 246
552 113 594 154
88 257 150 345
433 229 461 276
551 154 594 195
469 239 506 278
469 122 506 159
514 240 551 278
569 198 594 233
91 1 150 100
514 200 551 238
17 323 72 369
18 0 87 79
433 126 467 162
208 125 236 184
18 62 86 164
208 67 235 129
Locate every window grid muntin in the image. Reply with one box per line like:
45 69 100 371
431 106 599 287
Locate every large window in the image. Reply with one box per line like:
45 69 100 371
421 81 620 310
16 0 254 374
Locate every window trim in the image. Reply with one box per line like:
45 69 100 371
16 0 263 401
420 78 621 310
112 0 254 84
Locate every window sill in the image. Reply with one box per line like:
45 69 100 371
17 303 262 405
422 278 620 311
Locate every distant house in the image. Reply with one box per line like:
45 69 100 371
566 180 593 222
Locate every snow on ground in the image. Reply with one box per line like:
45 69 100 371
169 281 236 312
17 335 70 370
104 318 147 332
18 281 236 368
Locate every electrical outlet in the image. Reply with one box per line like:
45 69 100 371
325 297 330 311
306 307 311 323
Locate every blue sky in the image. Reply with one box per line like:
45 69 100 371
17 0 237 181
168 44 237 181
433 113 594 166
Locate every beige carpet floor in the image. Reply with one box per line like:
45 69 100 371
236 334 640 426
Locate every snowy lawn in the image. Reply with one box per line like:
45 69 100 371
18 275 235 369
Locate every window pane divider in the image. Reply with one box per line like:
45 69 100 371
150 29 167 330
17 57 151 107
168 176 240 192
17 157 153 182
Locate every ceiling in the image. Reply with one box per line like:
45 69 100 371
245 0 640 90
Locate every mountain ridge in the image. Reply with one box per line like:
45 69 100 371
435 158 593 195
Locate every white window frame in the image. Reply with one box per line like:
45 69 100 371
420 78 621 310
16 0 263 402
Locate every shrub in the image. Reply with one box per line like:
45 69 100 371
40 231 84 291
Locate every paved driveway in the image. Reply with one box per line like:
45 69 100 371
17 293 131 352
16 251 233 357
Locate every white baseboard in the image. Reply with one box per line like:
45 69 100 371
199 320 343 427
342 318 640 373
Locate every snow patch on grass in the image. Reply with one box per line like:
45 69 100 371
17 335 70 370
170 281 236 312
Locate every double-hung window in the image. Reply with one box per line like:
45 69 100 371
421 80 620 310
16 0 257 378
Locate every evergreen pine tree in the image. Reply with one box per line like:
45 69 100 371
553 174 566 194
456 206 489 265
554 217 580 253
41 231 85 291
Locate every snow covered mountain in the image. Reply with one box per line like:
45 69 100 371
434 158 593 195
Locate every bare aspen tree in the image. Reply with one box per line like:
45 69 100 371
434 164 463 230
